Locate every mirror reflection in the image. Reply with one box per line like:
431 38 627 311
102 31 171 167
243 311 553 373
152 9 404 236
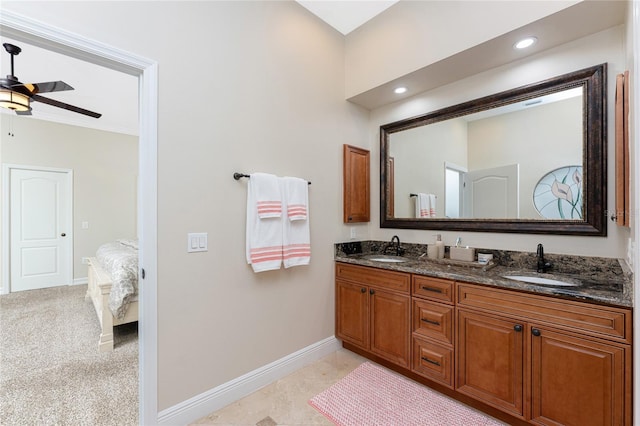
389 87 583 220
380 64 607 236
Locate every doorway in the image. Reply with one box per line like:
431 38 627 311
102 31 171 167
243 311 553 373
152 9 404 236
1 9 158 424
7 165 72 292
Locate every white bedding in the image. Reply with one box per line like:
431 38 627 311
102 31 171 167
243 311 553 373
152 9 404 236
95 239 139 319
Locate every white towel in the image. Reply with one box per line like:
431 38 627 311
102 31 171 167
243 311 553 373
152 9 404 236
282 176 310 268
415 193 436 218
246 173 283 272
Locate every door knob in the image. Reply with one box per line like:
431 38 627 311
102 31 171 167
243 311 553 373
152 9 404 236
61 233 66 237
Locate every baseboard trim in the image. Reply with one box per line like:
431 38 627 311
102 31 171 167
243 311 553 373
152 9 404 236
157 336 341 425
73 277 88 286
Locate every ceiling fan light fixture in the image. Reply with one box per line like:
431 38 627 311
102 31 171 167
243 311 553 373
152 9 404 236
0 89 30 112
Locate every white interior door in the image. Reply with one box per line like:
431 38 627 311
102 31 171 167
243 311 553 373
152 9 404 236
462 164 519 218
10 167 72 292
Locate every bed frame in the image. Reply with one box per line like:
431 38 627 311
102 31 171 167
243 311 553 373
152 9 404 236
86 257 138 352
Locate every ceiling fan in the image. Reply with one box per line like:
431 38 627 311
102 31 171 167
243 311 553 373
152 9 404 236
0 43 101 118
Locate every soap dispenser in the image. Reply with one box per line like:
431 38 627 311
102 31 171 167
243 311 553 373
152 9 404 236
435 234 445 259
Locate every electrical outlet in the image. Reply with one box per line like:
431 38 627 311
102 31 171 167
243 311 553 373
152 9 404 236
82 257 90 265
350 227 357 239
627 239 635 268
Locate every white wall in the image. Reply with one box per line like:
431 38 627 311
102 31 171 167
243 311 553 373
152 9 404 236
370 25 630 257
467 97 583 219
1 115 138 280
0 0 370 411
390 118 467 218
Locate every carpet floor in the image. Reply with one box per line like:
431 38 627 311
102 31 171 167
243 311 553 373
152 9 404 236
0 285 138 426
309 362 505 426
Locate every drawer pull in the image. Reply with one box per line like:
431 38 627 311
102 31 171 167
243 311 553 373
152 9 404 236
421 318 441 326
421 356 441 366
532 328 541 337
421 286 443 293
514 324 523 332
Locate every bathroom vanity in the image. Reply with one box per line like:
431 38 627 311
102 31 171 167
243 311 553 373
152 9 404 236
335 243 633 425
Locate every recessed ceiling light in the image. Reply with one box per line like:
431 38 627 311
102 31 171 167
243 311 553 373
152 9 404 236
394 87 407 94
514 36 537 50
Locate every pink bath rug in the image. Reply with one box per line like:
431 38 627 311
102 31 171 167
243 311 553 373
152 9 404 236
309 362 504 426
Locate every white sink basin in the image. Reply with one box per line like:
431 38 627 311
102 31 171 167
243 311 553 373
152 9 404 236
364 255 408 263
503 275 580 287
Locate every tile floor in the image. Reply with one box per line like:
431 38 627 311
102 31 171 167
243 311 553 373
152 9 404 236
191 348 367 425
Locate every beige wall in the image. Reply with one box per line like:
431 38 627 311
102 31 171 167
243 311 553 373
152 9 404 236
1 115 138 280
345 0 577 98
1 0 370 410
370 25 630 256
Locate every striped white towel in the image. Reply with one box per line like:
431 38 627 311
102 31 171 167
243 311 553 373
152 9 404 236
282 176 310 268
416 193 436 218
246 173 283 272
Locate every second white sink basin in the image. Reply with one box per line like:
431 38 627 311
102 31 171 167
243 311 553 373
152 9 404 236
503 275 580 287
364 255 408 263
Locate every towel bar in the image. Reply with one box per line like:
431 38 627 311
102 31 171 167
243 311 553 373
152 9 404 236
234 172 311 185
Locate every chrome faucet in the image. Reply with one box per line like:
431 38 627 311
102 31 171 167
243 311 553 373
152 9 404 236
536 243 552 273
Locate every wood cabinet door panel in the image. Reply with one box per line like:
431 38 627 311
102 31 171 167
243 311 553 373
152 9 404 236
413 275 454 303
370 288 410 367
336 280 368 348
336 263 410 293
413 336 453 388
457 283 631 343
413 299 453 344
530 326 627 426
343 144 370 223
457 309 524 417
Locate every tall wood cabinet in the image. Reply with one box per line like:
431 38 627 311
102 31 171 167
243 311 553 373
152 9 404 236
335 262 633 425
343 144 370 223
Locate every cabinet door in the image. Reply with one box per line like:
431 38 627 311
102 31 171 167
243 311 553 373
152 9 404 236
369 288 410 367
343 144 370 223
530 326 628 426
457 309 524 417
336 280 368 348
413 299 453 344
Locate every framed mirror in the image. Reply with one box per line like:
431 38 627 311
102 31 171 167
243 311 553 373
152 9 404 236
380 64 607 236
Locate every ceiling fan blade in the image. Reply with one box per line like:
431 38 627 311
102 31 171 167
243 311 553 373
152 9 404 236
11 80 74 95
32 94 102 118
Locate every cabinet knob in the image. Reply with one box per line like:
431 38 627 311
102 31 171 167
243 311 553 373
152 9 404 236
514 324 523 332
360 287 366 293
369 289 375 295
532 328 541 337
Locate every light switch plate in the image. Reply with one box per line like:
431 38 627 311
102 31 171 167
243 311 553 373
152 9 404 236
188 233 208 253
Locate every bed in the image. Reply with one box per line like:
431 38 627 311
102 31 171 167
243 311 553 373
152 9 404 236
86 239 139 352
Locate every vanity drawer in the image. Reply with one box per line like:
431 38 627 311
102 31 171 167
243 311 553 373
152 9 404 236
413 275 454 303
336 263 410 294
412 336 453 388
413 299 453 344
457 282 632 343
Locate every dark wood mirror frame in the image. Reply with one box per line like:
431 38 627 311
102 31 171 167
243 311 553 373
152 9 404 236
380 64 607 236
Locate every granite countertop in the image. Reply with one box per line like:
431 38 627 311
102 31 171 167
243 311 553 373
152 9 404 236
335 241 633 308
